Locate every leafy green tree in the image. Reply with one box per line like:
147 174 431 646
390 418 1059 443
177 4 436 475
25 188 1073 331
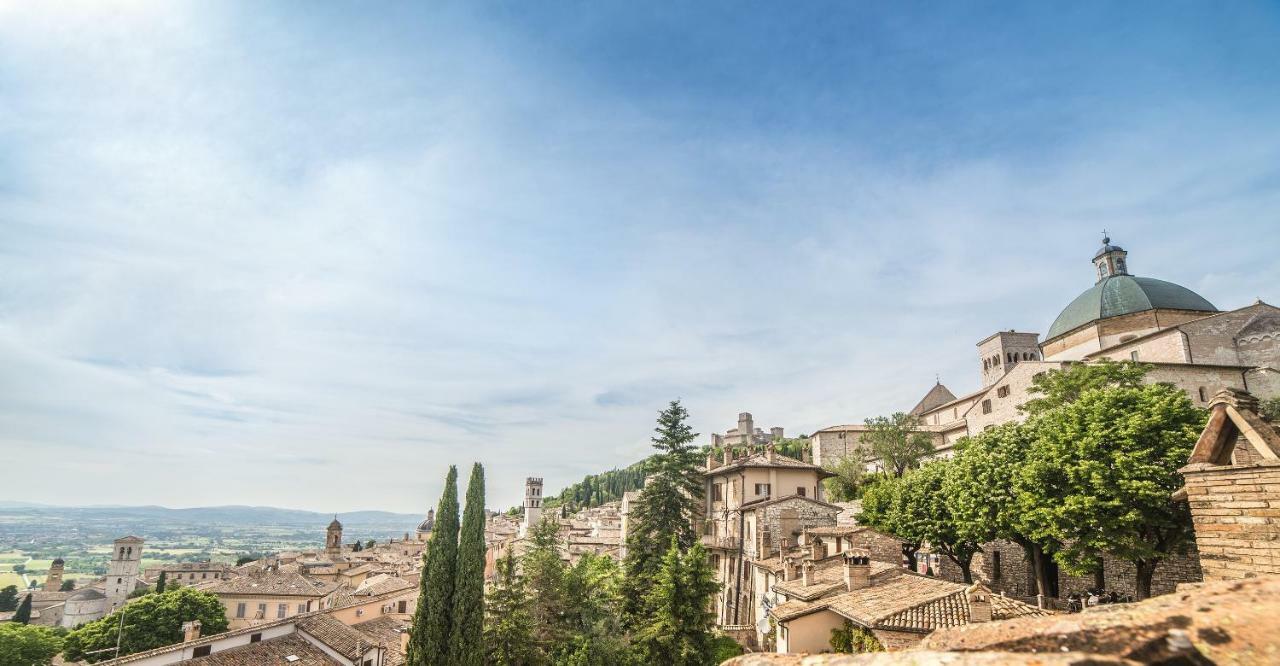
484 551 538 666
407 466 460 666
622 400 702 621
61 587 229 663
862 413 933 477
235 555 255 566
1020 359 1149 416
633 539 719 666
556 554 633 665
857 476 919 570
12 564 25 575
829 620 883 653
449 463 486 666
1021 382 1204 599
155 571 167 594
60 579 76 592
365 539 376 549
897 461 982 582
824 450 869 502
0 585 17 611
0 623 64 666
1260 396 1280 422
14 593 32 624
945 425 1058 597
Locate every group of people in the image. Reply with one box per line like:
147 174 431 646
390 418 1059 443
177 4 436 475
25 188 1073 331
1065 589 1128 612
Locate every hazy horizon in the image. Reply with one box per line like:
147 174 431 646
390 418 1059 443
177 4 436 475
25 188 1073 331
3 2 1279 512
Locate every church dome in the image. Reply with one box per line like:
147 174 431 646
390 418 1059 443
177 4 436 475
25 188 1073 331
416 517 434 533
1046 275 1217 341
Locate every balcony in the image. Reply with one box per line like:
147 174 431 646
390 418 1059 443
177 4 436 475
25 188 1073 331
700 534 742 550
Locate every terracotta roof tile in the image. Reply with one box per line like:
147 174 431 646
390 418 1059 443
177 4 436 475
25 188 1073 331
185 633 339 665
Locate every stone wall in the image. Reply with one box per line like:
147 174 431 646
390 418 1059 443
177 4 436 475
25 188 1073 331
758 499 839 558
1182 460 1280 580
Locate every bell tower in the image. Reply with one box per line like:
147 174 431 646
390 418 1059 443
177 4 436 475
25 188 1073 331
520 477 544 537
326 517 343 558
106 536 143 611
1093 233 1129 283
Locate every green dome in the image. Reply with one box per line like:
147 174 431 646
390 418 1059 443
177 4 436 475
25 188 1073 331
1046 275 1216 341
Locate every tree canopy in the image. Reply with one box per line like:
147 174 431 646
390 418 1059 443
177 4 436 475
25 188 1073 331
407 465 460 666
62 587 229 663
0 623 64 666
862 412 933 476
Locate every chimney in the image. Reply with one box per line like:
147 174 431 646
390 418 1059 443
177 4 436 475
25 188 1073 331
766 442 776 463
810 537 826 561
801 560 814 587
399 628 410 654
182 620 202 643
706 453 716 470
844 551 871 591
722 447 732 466
782 556 796 582
967 583 993 622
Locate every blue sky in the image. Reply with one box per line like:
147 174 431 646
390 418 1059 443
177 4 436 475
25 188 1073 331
2 1 1278 513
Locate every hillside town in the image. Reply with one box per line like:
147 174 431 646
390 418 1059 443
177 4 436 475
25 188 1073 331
4 237 1280 664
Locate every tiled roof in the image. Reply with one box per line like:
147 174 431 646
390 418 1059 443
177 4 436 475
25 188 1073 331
186 632 339 666
705 451 833 477
209 571 339 597
772 559 900 601
352 616 408 666
298 614 374 660
356 576 415 597
340 564 376 577
738 494 840 512
774 574 1048 633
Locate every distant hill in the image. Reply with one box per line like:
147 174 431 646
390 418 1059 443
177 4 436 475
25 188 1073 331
0 503 422 527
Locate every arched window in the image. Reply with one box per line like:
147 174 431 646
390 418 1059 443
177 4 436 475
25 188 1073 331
120 548 125 558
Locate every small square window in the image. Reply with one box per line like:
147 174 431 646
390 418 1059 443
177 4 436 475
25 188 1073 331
192 646 211 657
981 399 992 415
997 386 1010 398
1130 350 1139 361
250 633 262 643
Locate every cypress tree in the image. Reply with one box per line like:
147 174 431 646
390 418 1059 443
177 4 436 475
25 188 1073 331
449 463 486 665
155 571 167 594
407 466 460 666
14 593 32 624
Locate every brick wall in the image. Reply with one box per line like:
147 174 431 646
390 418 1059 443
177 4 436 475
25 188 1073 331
1183 461 1280 580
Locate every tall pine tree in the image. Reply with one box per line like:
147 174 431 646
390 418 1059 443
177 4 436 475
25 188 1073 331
622 399 702 621
633 539 718 665
484 551 537 666
449 463 486 666
155 571 167 594
407 466 460 666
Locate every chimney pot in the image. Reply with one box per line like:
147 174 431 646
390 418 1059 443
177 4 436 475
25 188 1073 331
843 551 871 591
182 620 202 643
801 561 814 587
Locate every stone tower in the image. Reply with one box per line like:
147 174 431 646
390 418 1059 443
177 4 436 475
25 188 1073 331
326 517 343 558
520 477 544 537
106 536 143 611
45 557 65 591
1092 235 1129 282
737 413 755 445
977 330 1041 387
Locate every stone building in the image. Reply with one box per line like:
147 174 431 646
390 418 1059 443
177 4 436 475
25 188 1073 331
813 236 1280 471
712 411 786 449
702 445 837 628
768 554 1047 654
324 517 343 558
1177 388 1280 580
